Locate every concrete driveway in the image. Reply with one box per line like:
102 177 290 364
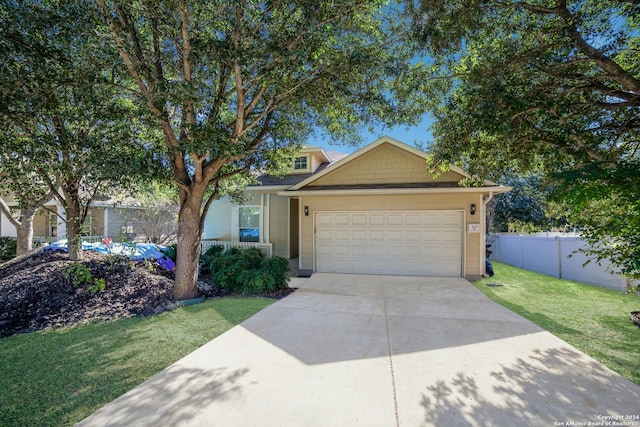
78 274 640 427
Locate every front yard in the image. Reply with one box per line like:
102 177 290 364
475 261 640 385
0 297 274 426
2 262 639 426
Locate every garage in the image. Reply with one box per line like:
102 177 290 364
314 211 463 276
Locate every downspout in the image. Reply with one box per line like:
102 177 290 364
482 191 494 274
264 194 270 245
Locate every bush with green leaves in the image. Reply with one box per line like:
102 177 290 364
62 263 106 294
206 247 290 294
0 237 17 260
199 245 225 274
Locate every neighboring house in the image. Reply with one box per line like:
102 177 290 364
204 136 511 280
0 195 143 244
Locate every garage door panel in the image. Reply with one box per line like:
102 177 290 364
352 246 368 256
441 230 461 241
369 230 385 240
422 214 440 225
405 214 422 226
423 230 440 240
334 214 350 225
315 211 463 276
370 245 386 257
335 230 350 240
387 214 403 225
351 230 367 240
369 214 385 225
442 214 462 225
387 230 403 241
316 229 334 240
352 214 368 225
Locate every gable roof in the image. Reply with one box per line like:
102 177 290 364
251 146 348 188
289 136 472 191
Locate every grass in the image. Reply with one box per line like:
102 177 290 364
475 261 640 385
0 297 274 426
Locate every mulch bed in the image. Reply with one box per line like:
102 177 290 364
0 251 296 338
630 311 640 328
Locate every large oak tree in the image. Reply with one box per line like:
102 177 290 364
0 0 161 260
95 0 431 299
407 0 640 277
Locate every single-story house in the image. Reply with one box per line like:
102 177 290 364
203 136 510 280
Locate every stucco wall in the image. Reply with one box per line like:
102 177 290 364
309 144 462 187
298 192 484 278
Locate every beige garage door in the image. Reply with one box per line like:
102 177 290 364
315 211 463 276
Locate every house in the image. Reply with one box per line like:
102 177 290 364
203 136 510 280
0 195 145 244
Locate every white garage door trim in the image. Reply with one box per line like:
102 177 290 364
314 210 464 276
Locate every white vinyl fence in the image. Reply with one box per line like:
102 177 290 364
487 234 632 291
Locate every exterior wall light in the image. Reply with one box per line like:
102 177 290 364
304 206 309 216
470 204 476 215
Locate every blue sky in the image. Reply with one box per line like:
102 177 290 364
313 113 436 155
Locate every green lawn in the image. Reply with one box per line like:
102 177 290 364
0 297 274 427
475 261 640 385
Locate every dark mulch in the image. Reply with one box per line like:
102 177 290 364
0 251 297 338
0 251 175 338
631 311 640 328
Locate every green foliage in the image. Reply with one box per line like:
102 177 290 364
238 256 291 294
553 161 640 279
199 245 225 274
0 0 165 260
0 237 17 260
408 0 640 276
207 247 290 294
95 0 432 297
491 174 567 233
62 262 106 294
413 0 640 180
62 263 95 288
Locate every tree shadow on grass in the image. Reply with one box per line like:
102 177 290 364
419 346 640 427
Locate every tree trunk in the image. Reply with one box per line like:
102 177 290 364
173 188 206 300
15 217 35 257
66 204 84 261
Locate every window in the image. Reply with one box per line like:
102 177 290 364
294 156 308 170
239 206 260 242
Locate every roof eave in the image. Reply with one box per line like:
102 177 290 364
277 186 512 197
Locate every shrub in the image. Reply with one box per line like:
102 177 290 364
0 237 17 260
62 263 106 294
207 247 290 294
238 256 290 294
199 245 224 274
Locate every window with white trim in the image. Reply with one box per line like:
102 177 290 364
239 206 260 242
293 156 308 170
